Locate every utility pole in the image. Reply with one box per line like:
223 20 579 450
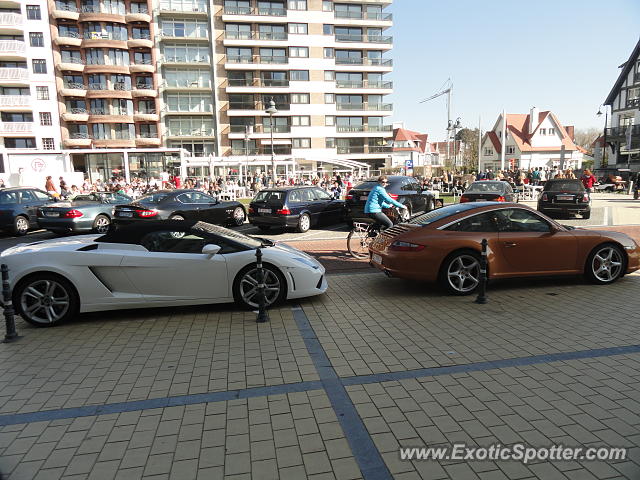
500 109 506 171
478 115 482 172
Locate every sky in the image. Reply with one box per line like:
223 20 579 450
388 0 640 141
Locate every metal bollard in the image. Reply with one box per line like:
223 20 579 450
255 248 270 323
1 264 19 343
474 239 488 304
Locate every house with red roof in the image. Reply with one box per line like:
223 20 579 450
388 125 442 173
479 107 584 172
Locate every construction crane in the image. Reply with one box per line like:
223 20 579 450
420 79 454 164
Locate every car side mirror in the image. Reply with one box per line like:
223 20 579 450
202 244 221 256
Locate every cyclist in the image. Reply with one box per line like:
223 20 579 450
364 175 407 229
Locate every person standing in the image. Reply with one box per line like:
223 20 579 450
45 176 58 197
581 169 597 193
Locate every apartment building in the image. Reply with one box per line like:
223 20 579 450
215 0 394 176
0 0 63 185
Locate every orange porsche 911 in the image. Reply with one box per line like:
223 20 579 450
369 202 640 295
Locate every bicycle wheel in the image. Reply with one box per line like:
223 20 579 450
347 228 373 259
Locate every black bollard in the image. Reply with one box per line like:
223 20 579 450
474 239 488 305
255 248 270 323
1 264 19 343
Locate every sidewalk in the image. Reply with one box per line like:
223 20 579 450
0 271 639 479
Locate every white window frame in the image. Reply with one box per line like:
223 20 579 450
291 115 310 126
292 138 311 148
291 93 310 104
289 46 309 58
484 148 493 155
288 23 307 34
288 0 307 10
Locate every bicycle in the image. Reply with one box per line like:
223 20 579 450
347 207 406 259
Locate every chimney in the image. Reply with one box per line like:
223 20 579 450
530 106 539 134
565 125 575 141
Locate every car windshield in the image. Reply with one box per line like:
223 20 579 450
192 221 263 249
466 182 504 193
136 193 170 205
0 191 17 204
544 181 584 192
253 191 286 203
409 203 487 226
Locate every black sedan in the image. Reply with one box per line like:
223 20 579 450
538 179 591 219
0 187 56 235
459 181 517 203
346 176 436 224
248 186 346 233
38 192 132 234
113 190 246 227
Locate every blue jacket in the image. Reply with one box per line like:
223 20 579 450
364 184 404 213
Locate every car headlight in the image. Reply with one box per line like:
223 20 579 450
292 256 320 269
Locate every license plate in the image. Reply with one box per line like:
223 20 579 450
557 195 573 201
258 208 271 214
372 253 382 264
119 211 133 217
475 199 485 202
43 211 59 217
360 196 368 201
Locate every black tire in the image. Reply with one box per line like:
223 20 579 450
257 225 271 232
233 263 287 310
439 250 482 296
93 214 111 234
13 273 79 327
13 215 29 236
582 211 591 220
297 213 311 233
585 243 625 285
229 206 245 226
347 228 372 259
634 190 639 200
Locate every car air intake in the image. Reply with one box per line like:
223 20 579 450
77 244 98 251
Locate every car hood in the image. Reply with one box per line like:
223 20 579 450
1 235 100 257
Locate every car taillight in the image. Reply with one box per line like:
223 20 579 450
276 208 291 215
496 196 506 202
346 194 353 200
136 209 158 217
63 209 83 218
389 241 425 252
248 207 254 214
582 194 589 202
459 195 469 203
541 193 548 201
387 193 399 200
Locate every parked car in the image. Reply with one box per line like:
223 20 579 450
0 187 56 236
460 181 517 203
38 191 133 235
1 220 327 326
345 176 436 224
248 186 346 233
537 179 591 219
113 190 246 227
368 202 639 295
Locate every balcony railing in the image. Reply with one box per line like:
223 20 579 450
223 6 287 16
132 58 153 66
0 40 26 55
158 2 207 13
54 4 78 12
61 57 84 64
0 95 30 107
81 5 126 14
70 132 90 139
135 83 155 90
63 82 86 90
229 102 258 110
88 83 107 90
84 32 128 41
258 55 287 64
231 147 260 155
366 103 393 111
0 68 28 82
226 55 288 64
0 122 32 133
336 125 392 133
334 11 392 21
368 145 391 153
224 31 288 41
129 6 149 14
336 80 393 89
58 31 81 39
137 132 159 138
335 35 393 44
162 80 211 88
166 129 215 137
227 55 254 64
89 108 107 115
335 57 393 67
263 125 291 133
229 125 254 133
135 109 157 115
68 108 88 114
131 33 151 40
0 12 23 26
336 103 392 111
606 125 640 138
161 55 209 63
337 145 391 154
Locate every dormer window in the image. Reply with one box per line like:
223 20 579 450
548 128 555 135
540 128 546 135
506 146 515 154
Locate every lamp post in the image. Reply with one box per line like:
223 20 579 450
244 124 253 187
597 105 609 168
447 117 462 170
265 98 278 186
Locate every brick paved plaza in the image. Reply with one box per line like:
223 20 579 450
0 270 639 479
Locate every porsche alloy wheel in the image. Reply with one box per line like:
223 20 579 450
442 252 481 295
234 265 285 309
232 206 245 226
587 244 624 284
14 275 79 327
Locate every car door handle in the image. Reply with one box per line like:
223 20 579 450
503 242 517 248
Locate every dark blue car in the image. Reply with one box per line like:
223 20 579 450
0 187 56 236
248 186 346 233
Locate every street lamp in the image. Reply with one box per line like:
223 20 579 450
597 105 609 168
244 124 253 187
447 117 462 169
265 98 278 185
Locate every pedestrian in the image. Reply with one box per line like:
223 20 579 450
581 169 597 193
45 176 59 197
330 181 342 199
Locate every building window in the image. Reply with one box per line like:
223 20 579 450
36 86 49 100
325 115 335 126
291 116 310 126
29 33 44 47
322 1 333 11
539 128 546 135
32 59 47 74
290 70 309 81
484 148 493 155
288 0 307 10
289 47 308 58
292 138 311 148
326 137 335 148
324 48 334 58
288 23 307 34
5 138 36 149
324 71 335 81
548 128 555 135
26 5 41 20
323 24 333 35
42 138 55 150
291 93 310 104
325 93 334 103
40 112 52 126
505 146 515 154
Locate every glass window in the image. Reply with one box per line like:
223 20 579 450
289 46 308 58
325 115 334 126
29 33 44 47
42 138 55 150
323 24 333 35
494 208 551 233
140 231 209 254
322 1 333 11
290 70 309 81
291 116 310 126
5 138 36 148
39 112 52 126
444 212 498 232
36 86 49 100
324 71 335 81
292 138 311 148
324 48 334 59
288 23 307 34
291 93 309 104
288 0 306 10
32 59 47 74
26 5 41 19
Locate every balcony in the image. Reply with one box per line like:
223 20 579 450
0 95 30 109
158 2 208 15
160 55 210 65
0 122 32 134
606 125 640 139
61 82 87 97
136 134 161 146
334 11 392 21
336 80 393 89
159 32 209 42
79 5 126 22
224 31 288 41
335 57 393 67
336 125 392 133
0 67 28 84
86 83 133 99
130 59 154 73
54 31 82 47
230 147 291 156
133 110 159 122
0 12 23 28
52 4 79 21
336 103 393 111
64 133 92 147
161 80 211 91
223 6 286 16
337 145 391 154
128 34 153 48
335 34 393 45
84 62 129 75
62 108 89 122
81 32 128 49
166 129 215 138
57 58 85 73
132 84 158 97
125 8 151 23
0 40 26 58
263 125 291 133
227 78 290 89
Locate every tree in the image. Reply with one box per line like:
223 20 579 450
455 128 480 171
573 127 601 152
